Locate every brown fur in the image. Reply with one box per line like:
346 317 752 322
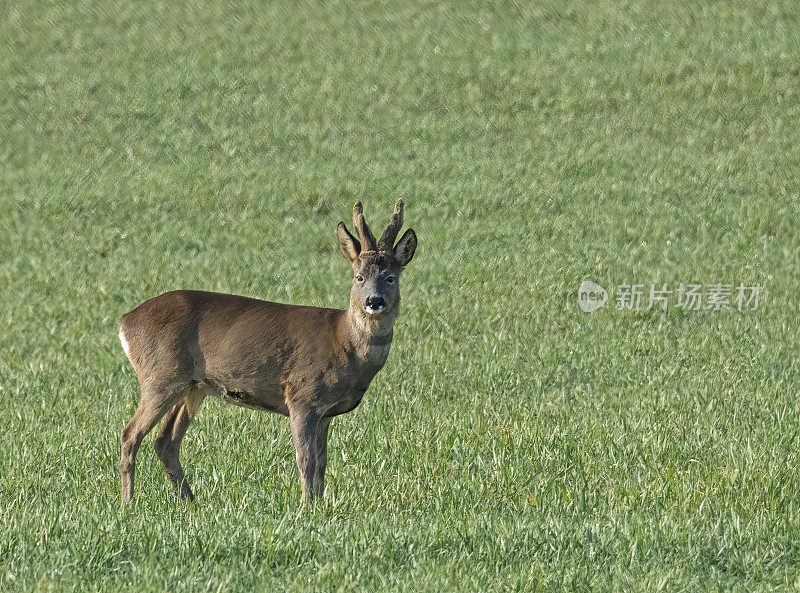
119 201 416 503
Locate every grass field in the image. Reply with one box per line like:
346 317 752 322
2 1 800 590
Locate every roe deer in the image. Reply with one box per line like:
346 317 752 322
118 200 417 503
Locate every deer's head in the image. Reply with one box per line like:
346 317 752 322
337 200 417 317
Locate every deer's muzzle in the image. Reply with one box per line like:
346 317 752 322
364 296 386 315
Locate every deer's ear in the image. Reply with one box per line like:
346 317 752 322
337 222 361 262
393 228 417 267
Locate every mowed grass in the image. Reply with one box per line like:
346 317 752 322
2 0 800 590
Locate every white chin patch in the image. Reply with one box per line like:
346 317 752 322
365 305 385 315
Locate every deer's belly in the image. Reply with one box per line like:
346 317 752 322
203 379 289 416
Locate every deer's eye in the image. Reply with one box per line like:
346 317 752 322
386 276 396 284
356 275 364 283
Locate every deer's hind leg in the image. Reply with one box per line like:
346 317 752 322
120 381 191 504
154 388 206 501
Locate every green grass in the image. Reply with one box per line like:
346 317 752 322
2 0 800 590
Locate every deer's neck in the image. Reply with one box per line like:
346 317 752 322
341 293 397 364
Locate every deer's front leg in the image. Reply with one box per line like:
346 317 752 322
289 409 321 502
313 418 331 499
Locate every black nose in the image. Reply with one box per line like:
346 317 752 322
365 296 386 309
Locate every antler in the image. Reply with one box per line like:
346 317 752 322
352 201 376 251
378 199 404 251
